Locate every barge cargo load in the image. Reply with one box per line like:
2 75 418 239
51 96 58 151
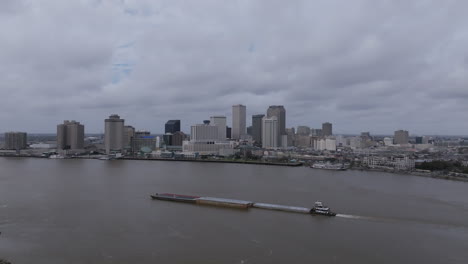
150 193 200 203
253 203 311 214
196 197 253 209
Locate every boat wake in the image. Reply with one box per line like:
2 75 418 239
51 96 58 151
335 214 379 221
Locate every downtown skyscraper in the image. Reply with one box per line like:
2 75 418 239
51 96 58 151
266 105 286 146
232 104 246 140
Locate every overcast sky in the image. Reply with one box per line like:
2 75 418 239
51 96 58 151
1 0 468 135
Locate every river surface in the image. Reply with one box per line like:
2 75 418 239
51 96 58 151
1 157 468 263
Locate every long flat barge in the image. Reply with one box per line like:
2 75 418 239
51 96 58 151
151 193 200 203
150 193 336 216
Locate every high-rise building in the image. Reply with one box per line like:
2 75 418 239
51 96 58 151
123 126 135 149
394 130 409 145
163 133 173 146
57 120 84 150
210 116 227 141
322 122 332 137
232 104 246 140
226 126 231 139
105 114 125 154
172 131 186 146
262 116 278 149
4 132 27 150
297 126 311 136
190 123 219 141
415 137 423 144
251 114 264 146
311 128 322 137
165 120 181 134
266 105 286 145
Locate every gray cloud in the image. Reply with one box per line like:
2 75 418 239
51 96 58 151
1 0 468 135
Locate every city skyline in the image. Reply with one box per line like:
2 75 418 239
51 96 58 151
0 104 467 137
1 1 468 135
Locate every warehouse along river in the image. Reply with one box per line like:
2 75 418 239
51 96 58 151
1 157 468 263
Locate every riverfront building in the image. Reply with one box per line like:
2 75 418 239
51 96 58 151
4 132 27 150
131 131 155 153
190 123 219 141
266 105 286 146
232 104 246 140
105 114 125 154
262 116 278 149
182 123 234 155
57 120 84 151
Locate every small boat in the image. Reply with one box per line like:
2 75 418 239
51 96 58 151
310 201 336 216
150 193 200 203
311 162 346 170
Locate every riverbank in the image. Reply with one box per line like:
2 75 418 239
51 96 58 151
0 155 302 167
350 167 468 182
121 157 303 166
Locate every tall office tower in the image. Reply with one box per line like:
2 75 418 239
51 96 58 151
163 133 173 146
262 116 278 149
394 130 409 145
190 123 219 141
226 126 231 139
232 104 246 140
210 116 227 141
123 125 135 148
252 114 264 145
57 120 85 150
311 128 322 137
4 132 27 150
266 105 286 145
297 126 310 136
165 120 181 134
105 114 125 154
415 137 423 144
322 122 333 137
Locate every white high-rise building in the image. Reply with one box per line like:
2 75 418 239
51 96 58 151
190 124 219 142
105 114 124 154
232 104 246 140
262 116 278 149
210 116 227 141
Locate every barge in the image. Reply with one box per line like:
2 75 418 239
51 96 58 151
150 193 337 217
150 193 200 203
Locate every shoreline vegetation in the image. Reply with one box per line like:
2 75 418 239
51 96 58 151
0 259 12 264
1 155 467 182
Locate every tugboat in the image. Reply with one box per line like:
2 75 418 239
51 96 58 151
310 201 336 216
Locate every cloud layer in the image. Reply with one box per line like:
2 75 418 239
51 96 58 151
1 0 468 135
